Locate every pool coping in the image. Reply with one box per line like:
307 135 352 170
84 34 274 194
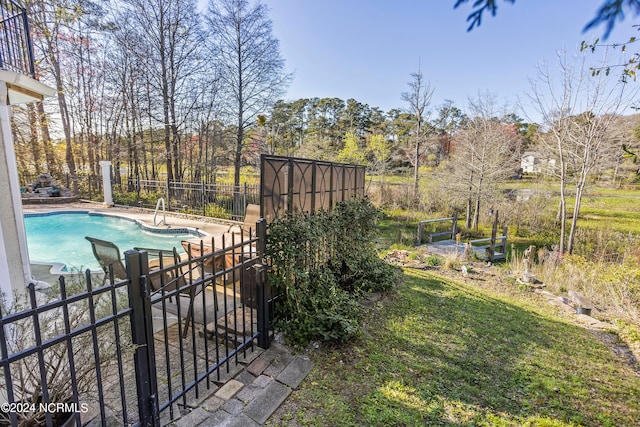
25 209 209 238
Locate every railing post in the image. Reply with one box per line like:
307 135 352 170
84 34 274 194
126 250 160 426
501 226 508 257
19 5 36 77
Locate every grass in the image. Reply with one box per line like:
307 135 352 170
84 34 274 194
377 210 421 250
578 189 640 234
268 268 640 426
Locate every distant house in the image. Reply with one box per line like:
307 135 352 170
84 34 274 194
521 152 555 174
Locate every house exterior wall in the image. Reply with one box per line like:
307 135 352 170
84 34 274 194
0 81 30 303
521 153 538 173
521 152 555 174
0 73 55 304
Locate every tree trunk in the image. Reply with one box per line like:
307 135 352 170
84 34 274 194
37 102 58 176
558 174 567 254
472 198 480 231
413 135 420 201
567 185 583 255
27 104 40 171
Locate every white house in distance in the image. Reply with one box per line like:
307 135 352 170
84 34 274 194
521 151 556 174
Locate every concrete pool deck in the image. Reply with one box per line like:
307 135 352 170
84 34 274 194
23 201 238 284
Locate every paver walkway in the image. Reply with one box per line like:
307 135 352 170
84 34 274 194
170 342 312 426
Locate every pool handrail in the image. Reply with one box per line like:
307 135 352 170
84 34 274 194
154 198 166 226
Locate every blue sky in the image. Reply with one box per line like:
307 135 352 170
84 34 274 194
262 0 639 121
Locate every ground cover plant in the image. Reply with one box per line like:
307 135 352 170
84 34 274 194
268 268 640 426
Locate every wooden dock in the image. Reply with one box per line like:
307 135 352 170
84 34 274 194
421 239 506 261
417 211 507 262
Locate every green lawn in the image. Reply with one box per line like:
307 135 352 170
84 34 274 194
268 269 640 426
579 188 640 234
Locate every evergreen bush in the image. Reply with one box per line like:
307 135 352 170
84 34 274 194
267 197 400 345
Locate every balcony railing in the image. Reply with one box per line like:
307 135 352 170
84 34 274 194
0 0 35 77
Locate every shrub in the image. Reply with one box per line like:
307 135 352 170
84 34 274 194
425 255 442 266
274 269 363 345
112 189 165 208
267 197 400 346
203 203 232 219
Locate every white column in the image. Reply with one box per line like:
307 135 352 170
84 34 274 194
0 82 30 303
99 161 113 206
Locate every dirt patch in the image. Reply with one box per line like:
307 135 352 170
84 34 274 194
590 329 640 374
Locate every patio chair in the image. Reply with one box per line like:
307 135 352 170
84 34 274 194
85 236 128 280
86 237 203 338
240 204 261 238
225 204 261 238
182 204 260 276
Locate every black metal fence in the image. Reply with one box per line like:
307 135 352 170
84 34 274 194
18 172 260 222
0 220 273 426
125 178 260 221
260 154 366 221
0 0 35 77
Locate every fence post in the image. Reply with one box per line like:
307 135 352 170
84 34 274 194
310 161 316 214
166 178 171 211
452 211 458 238
256 264 270 349
501 226 508 258
488 210 499 263
243 182 247 216
201 181 206 216
287 158 294 213
126 250 160 426
255 219 270 349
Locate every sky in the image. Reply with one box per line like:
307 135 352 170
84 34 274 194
258 0 640 122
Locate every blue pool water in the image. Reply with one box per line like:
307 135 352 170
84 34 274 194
24 212 198 272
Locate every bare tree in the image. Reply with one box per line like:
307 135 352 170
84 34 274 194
122 0 204 182
205 0 291 190
401 66 434 201
26 0 90 190
527 49 636 254
438 92 520 230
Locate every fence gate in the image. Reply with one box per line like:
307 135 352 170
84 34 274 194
126 218 272 426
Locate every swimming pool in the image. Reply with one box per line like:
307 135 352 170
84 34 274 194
24 211 203 272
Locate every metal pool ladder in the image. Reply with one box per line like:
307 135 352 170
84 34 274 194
154 198 166 226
